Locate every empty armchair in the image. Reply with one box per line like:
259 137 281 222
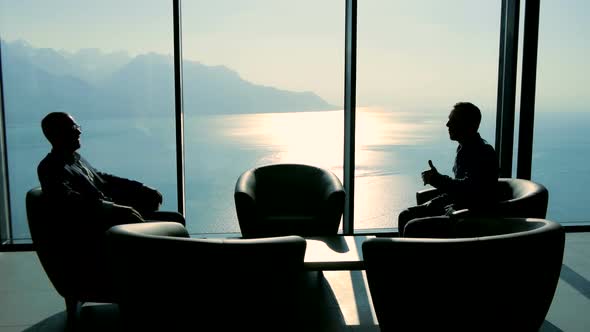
106 222 307 330
416 177 549 218
363 217 565 332
234 163 345 238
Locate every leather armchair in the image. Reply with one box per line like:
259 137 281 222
416 177 549 218
25 187 118 323
105 222 307 329
363 217 565 332
25 186 185 325
234 163 345 238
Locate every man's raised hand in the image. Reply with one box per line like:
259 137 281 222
428 160 437 172
421 160 439 185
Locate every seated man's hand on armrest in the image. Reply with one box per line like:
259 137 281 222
444 204 456 216
101 200 144 227
117 204 144 223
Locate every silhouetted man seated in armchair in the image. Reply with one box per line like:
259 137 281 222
37 112 185 233
397 102 498 236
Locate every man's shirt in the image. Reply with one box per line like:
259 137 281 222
37 150 144 211
429 133 499 210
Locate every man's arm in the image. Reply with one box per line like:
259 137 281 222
38 159 144 226
38 158 106 207
78 154 144 191
79 155 161 206
87 160 162 213
429 145 498 199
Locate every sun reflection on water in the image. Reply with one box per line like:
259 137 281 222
220 107 442 230
224 107 437 171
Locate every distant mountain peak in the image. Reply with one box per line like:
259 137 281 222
133 52 173 64
2 39 338 120
4 38 33 48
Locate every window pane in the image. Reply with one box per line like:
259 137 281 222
182 1 344 234
0 0 176 240
356 1 500 231
533 0 590 224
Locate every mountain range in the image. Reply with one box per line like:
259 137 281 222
1 39 337 123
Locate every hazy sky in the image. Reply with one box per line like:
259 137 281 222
0 0 588 111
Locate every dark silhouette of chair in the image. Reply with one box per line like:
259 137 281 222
363 217 565 332
105 222 307 330
25 186 185 326
25 187 118 325
416 177 549 218
234 163 345 238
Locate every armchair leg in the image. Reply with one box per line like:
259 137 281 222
65 298 79 330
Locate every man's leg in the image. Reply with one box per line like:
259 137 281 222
398 204 444 236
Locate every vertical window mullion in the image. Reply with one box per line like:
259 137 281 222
0 42 13 245
516 0 540 180
343 0 357 235
173 0 186 217
495 0 507 156
496 0 520 178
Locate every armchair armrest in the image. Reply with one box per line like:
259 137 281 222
234 170 259 238
319 172 346 202
107 221 190 239
416 187 441 205
234 170 257 201
450 208 470 218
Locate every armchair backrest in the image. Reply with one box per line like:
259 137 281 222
253 163 343 213
495 177 549 218
363 217 565 332
234 163 345 237
417 178 549 219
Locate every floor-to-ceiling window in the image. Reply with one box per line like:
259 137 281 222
181 0 345 234
2 1 588 244
355 1 501 230
532 0 590 224
0 0 177 240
